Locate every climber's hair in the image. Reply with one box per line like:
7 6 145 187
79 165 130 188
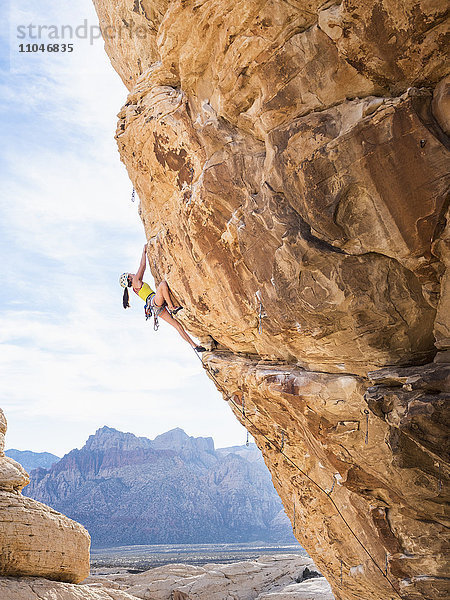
123 287 130 309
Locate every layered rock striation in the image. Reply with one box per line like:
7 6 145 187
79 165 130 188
0 409 90 584
92 1 449 598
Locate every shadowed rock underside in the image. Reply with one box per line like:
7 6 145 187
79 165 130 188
92 1 450 598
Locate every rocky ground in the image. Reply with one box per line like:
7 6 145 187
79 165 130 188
0 555 335 600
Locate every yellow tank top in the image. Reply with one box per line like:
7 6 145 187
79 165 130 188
133 281 154 302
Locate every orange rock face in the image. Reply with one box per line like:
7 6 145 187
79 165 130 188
93 1 449 598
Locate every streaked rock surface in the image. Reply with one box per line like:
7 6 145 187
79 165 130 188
92 0 450 598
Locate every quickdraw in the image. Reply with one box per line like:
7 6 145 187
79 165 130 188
327 475 336 496
256 290 264 334
364 409 370 445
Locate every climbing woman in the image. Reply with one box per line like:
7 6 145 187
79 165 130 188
119 244 206 352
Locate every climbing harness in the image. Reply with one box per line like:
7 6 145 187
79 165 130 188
364 409 370 445
144 293 165 331
131 187 136 202
190 346 403 600
144 294 154 320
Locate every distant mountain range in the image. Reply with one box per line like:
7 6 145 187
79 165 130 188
5 449 60 472
21 427 296 548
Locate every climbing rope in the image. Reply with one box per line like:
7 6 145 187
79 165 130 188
191 347 403 599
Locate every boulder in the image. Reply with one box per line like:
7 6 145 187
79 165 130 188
0 409 90 584
0 577 137 600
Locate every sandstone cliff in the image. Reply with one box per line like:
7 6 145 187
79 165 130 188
92 1 449 598
24 426 295 546
0 409 90 583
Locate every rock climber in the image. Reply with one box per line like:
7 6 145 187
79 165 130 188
119 244 206 352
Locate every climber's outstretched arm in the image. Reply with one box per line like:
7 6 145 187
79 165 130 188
133 244 148 287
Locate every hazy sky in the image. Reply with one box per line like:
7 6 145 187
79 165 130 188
1 0 247 456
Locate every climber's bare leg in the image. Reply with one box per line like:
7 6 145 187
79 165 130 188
154 281 178 311
159 309 196 347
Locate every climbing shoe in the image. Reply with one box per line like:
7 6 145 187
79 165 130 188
171 306 183 315
194 346 207 352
